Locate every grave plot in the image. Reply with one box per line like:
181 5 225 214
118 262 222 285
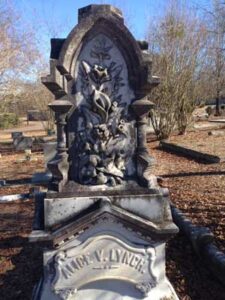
160 128 225 163
0 152 44 184
0 142 225 299
0 199 43 300
149 139 225 299
150 139 225 251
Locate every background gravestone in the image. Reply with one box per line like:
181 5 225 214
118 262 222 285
27 110 48 122
11 132 23 140
31 5 179 300
13 135 33 151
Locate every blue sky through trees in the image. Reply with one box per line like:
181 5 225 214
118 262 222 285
13 0 212 61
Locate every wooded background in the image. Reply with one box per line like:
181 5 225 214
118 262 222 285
0 0 224 137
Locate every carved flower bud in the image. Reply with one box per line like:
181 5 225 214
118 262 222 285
99 142 106 152
86 122 93 130
97 172 108 184
89 155 99 167
84 142 91 151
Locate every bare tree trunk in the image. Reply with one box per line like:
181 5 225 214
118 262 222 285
215 91 221 116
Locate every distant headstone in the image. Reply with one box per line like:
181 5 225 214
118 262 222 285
13 136 33 150
208 130 225 137
27 110 48 121
43 142 57 168
0 180 6 186
31 142 56 184
11 132 23 140
32 172 52 184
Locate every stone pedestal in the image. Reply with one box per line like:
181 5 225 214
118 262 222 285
31 4 179 300
47 100 72 191
31 189 178 300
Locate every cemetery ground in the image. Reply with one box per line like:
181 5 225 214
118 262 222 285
0 122 225 299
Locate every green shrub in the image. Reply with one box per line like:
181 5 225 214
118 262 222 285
0 113 19 129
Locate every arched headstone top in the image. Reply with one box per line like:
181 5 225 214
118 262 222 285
56 5 145 94
43 4 159 192
78 5 123 22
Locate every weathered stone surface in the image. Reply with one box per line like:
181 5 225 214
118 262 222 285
43 142 57 168
31 142 56 187
41 1 160 191
70 34 137 186
33 214 178 300
43 193 176 231
11 131 23 140
32 196 179 298
47 100 73 191
44 196 98 228
32 172 52 184
13 136 33 150
27 110 47 121
31 4 179 300
78 5 123 22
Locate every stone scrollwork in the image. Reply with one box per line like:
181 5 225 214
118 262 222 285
75 36 134 186
55 288 77 300
51 234 157 298
136 281 157 297
52 252 77 300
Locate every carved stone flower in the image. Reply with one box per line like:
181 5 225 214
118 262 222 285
90 64 111 84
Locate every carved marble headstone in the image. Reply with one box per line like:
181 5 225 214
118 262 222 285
69 34 136 186
31 5 179 300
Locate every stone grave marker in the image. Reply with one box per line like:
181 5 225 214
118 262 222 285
43 142 57 168
14 136 33 151
11 131 23 140
32 142 56 184
30 5 179 300
27 110 48 122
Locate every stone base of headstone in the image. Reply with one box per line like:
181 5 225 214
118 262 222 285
30 185 179 300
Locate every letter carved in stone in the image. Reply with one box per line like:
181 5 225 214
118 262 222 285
51 235 157 298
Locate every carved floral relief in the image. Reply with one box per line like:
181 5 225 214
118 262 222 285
74 35 135 186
